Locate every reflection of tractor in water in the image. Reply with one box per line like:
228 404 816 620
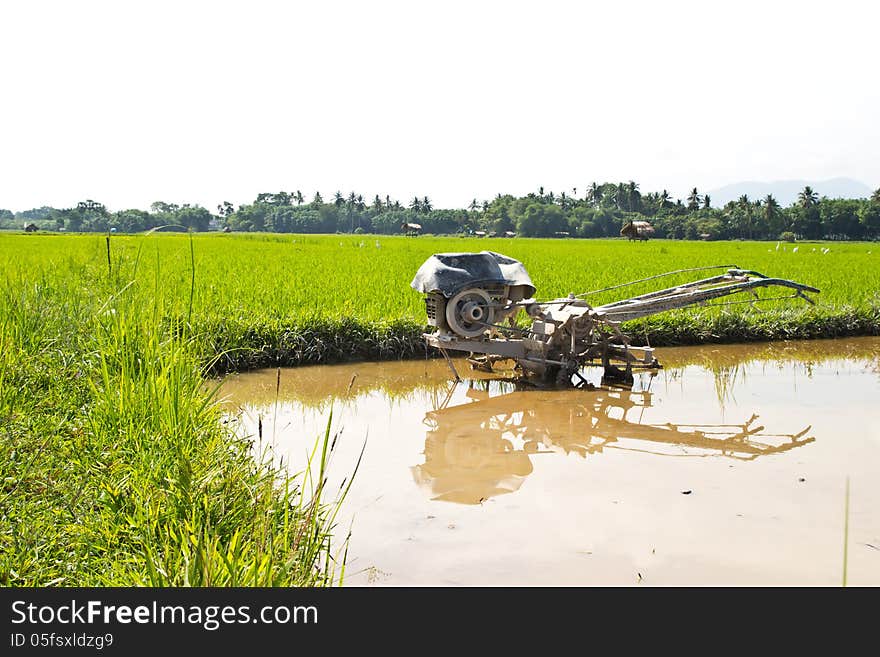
411 251 819 386
412 381 814 504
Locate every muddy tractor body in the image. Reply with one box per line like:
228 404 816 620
412 251 819 386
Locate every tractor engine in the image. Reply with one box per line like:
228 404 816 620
413 251 536 339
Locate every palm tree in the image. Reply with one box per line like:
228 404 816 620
871 187 880 204
481 200 489 213
372 195 383 211
422 196 432 213
687 188 701 211
798 186 818 208
763 194 782 236
586 182 602 206
626 181 640 211
333 191 345 209
659 189 671 210
410 197 422 212
356 194 366 212
295 190 304 205
312 191 323 205
559 191 569 210
702 194 711 209
468 198 479 212
737 194 753 239
616 183 627 211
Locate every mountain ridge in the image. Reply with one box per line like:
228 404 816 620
706 177 873 207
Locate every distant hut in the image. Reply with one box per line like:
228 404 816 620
474 230 486 238
401 222 422 236
24 223 38 233
504 230 516 238
223 225 232 233
553 231 570 238
620 220 654 241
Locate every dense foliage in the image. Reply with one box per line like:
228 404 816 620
3 183 880 240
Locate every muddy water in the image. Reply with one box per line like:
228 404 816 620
219 337 880 585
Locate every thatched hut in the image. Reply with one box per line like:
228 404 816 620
620 220 654 241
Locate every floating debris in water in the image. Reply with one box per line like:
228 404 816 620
681 490 692 495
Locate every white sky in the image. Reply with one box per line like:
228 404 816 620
1 0 878 213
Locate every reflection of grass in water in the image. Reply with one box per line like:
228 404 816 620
710 364 742 408
221 337 880 411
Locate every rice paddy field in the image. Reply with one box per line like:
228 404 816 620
1 231 878 586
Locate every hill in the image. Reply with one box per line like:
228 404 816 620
707 177 873 207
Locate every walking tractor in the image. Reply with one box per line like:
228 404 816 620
411 251 820 386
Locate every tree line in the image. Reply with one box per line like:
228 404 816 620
3 182 879 240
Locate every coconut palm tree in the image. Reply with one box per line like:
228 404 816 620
702 194 711 209
798 186 818 208
626 181 640 211
295 190 304 205
422 196 432 213
333 191 345 209
871 187 880 204
737 194 753 239
687 188 701 211
659 189 671 210
763 194 783 236
586 182 602 206
410 197 422 212
468 198 479 212
616 183 628 211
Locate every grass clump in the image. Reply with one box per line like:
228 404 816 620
0 240 352 586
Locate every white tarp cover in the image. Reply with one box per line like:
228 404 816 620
410 251 536 298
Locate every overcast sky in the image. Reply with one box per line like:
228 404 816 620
1 0 877 213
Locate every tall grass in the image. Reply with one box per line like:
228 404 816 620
0 234 355 586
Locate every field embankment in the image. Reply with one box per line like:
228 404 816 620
0 232 877 585
43 232 872 373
